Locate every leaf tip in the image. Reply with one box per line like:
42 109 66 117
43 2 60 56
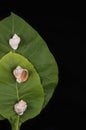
11 12 15 16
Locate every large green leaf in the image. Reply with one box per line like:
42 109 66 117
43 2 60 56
0 52 44 128
0 13 58 108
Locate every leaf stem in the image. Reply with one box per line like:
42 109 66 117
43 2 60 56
11 116 20 130
16 116 19 130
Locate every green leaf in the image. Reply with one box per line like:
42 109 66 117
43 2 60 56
0 13 58 108
0 52 44 127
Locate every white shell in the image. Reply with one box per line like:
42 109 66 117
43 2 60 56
14 100 27 115
13 66 28 83
9 34 20 50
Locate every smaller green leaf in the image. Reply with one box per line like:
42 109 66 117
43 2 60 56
0 52 44 128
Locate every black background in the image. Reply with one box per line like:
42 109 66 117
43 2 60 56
0 0 86 130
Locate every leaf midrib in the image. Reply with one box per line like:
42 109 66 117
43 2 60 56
12 20 20 126
12 13 14 34
15 82 19 101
